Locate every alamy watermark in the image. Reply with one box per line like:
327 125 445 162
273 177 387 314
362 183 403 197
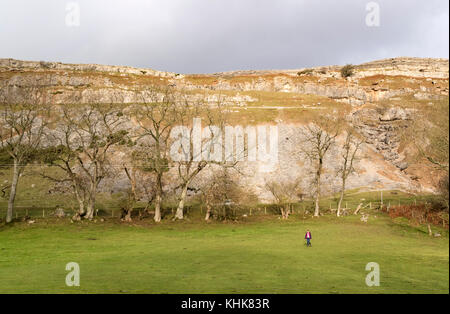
170 118 279 165
365 262 380 287
65 262 80 287
365 2 380 27
65 2 80 27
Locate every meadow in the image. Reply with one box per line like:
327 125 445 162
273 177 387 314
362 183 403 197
0 206 448 294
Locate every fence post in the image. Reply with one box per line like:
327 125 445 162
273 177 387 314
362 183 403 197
42 209 45 218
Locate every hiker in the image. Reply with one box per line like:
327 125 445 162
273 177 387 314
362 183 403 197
305 229 312 247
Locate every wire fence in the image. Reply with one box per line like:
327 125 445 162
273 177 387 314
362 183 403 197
0 196 426 222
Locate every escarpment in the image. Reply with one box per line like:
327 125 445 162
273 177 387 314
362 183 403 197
0 57 448 198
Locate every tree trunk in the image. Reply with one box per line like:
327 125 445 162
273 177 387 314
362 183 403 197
85 198 95 220
76 197 85 216
205 203 212 221
337 179 346 217
123 166 137 222
154 192 162 222
314 163 322 217
85 183 96 220
121 198 135 222
153 173 163 222
122 208 132 222
71 182 85 220
427 223 432 237
72 197 85 221
175 183 189 220
6 160 21 223
282 205 290 219
314 158 323 217
354 203 363 215
125 211 132 222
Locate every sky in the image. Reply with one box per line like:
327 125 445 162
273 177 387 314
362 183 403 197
0 0 448 73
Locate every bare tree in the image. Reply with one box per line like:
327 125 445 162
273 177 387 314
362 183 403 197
42 104 126 220
40 142 89 219
265 179 302 219
337 128 362 217
171 98 206 220
196 168 252 221
172 96 237 220
300 118 340 217
409 99 449 208
133 87 178 222
0 89 48 223
197 172 225 221
121 163 138 222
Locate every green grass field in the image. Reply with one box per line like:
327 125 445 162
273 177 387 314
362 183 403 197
0 212 448 294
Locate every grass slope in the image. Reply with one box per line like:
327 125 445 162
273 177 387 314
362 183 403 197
0 214 448 294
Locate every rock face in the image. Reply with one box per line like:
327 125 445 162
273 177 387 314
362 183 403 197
0 58 176 78
1 57 448 106
355 57 449 79
0 57 448 199
352 107 413 170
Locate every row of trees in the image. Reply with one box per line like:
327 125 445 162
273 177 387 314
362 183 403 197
1 87 448 223
1 88 238 223
0 88 368 223
269 97 450 219
291 99 450 219
265 116 363 219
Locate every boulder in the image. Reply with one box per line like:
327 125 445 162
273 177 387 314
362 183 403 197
379 107 411 121
395 161 409 171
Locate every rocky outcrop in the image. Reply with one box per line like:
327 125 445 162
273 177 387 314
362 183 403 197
351 107 413 171
355 57 449 79
1 57 448 106
0 58 176 78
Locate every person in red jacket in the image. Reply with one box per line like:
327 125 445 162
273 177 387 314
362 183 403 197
305 230 312 247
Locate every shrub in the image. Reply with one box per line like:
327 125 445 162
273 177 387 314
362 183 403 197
341 64 354 78
438 174 449 208
385 203 448 228
297 69 314 76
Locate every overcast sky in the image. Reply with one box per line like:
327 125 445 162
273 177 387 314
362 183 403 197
0 0 448 73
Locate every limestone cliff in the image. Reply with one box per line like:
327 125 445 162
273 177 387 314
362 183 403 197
0 57 448 199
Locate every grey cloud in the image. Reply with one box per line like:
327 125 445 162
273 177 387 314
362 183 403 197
0 0 448 73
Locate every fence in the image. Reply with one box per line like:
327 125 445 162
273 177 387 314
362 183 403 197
0 190 437 221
